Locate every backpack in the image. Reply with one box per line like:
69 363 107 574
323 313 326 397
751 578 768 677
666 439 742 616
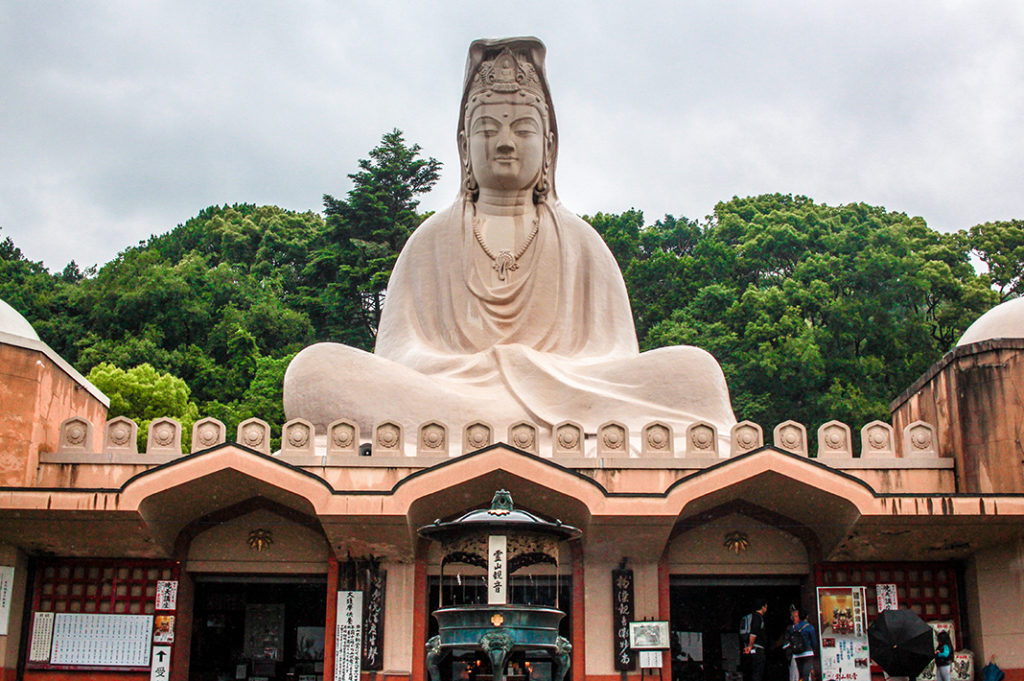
787 625 809 655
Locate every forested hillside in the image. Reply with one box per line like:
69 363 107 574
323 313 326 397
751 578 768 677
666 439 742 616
3 130 1021 451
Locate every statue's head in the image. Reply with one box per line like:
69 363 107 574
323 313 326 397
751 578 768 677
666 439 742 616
459 37 557 203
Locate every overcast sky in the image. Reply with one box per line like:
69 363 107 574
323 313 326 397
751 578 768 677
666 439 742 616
2 1 1022 271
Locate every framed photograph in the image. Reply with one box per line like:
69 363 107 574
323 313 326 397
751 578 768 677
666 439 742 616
629 621 670 650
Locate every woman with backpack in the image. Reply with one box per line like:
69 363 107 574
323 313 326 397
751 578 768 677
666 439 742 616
784 607 818 681
935 631 954 681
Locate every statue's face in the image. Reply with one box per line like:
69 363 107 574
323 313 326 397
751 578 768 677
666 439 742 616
466 100 545 192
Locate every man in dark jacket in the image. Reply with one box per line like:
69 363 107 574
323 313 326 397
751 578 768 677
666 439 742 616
740 599 768 681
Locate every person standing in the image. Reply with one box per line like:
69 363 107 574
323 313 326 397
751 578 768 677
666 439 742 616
784 608 817 681
935 631 954 681
740 599 768 681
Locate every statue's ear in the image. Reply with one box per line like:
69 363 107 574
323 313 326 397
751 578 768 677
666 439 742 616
458 130 469 160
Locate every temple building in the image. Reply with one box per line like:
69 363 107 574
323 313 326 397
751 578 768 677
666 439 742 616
2 36 1023 681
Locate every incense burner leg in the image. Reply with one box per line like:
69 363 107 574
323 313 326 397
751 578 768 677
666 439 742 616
552 636 572 681
426 635 448 681
480 631 515 681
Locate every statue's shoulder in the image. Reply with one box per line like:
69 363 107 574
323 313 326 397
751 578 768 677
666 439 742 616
551 201 619 259
408 202 461 244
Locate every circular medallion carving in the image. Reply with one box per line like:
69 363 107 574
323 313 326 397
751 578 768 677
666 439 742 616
646 425 669 450
197 422 219 447
332 424 355 449
242 423 265 447
556 426 580 450
867 426 889 449
823 426 846 450
511 425 535 450
780 425 801 449
421 424 445 450
690 424 714 450
287 424 309 448
910 427 932 450
153 422 174 446
467 424 490 448
735 425 758 450
109 422 131 446
601 426 625 450
65 422 86 446
377 424 400 449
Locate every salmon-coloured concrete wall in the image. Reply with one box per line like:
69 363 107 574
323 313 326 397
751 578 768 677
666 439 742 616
0 343 107 486
963 536 1024 671
892 340 1024 493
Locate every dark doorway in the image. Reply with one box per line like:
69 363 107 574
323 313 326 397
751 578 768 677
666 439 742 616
426 575 572 681
670 577 803 681
189 575 327 681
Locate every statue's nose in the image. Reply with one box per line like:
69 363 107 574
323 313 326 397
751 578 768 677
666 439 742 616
496 128 515 153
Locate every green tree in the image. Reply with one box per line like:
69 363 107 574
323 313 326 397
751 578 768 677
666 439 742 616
966 219 1024 301
86 363 200 452
306 130 441 347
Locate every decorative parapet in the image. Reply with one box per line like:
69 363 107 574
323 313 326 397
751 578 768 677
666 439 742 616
554 421 584 457
418 421 449 457
147 418 181 456
191 417 226 452
730 421 763 457
281 418 315 457
58 417 93 454
463 421 493 453
817 420 852 458
327 419 358 457
641 421 673 457
237 418 271 455
685 421 718 458
508 421 538 455
774 420 808 456
860 420 895 457
105 416 138 455
903 420 938 457
597 421 629 458
374 421 403 456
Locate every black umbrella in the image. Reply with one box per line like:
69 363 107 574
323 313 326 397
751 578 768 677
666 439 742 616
868 609 935 678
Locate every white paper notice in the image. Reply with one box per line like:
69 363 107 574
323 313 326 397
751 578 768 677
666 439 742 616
155 580 178 610
488 535 507 605
150 645 172 680
50 613 153 666
29 612 55 662
875 584 898 612
335 591 363 681
0 566 13 636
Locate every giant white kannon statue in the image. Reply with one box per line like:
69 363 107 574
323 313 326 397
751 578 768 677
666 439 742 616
284 37 736 450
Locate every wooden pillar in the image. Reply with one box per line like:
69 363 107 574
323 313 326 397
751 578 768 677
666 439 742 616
324 556 340 681
658 550 671 681
572 543 585 681
411 547 428 681
170 567 194 681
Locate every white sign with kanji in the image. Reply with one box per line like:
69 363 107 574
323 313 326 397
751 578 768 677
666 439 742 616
150 645 171 680
488 535 507 605
155 580 178 610
0 566 13 635
335 591 363 681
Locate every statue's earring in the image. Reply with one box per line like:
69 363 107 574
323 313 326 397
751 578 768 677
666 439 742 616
459 130 478 196
534 131 554 202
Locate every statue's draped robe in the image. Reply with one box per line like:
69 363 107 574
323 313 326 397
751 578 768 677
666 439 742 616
364 199 735 439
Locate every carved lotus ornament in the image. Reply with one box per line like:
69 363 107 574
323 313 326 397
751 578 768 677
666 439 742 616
910 427 932 450
110 423 131 446
780 425 801 449
332 423 355 448
242 424 265 448
65 423 87 446
867 426 889 449
287 424 310 448
823 426 846 450
690 425 714 450
556 426 580 450
467 424 491 449
421 424 445 450
601 425 625 450
153 422 175 447
197 423 218 446
510 424 535 450
378 424 400 449
735 425 759 450
646 425 670 450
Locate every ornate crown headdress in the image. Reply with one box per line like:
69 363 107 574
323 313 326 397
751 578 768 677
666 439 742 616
467 47 546 103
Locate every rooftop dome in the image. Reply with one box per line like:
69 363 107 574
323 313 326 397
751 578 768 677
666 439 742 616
957 296 1024 346
0 298 40 341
